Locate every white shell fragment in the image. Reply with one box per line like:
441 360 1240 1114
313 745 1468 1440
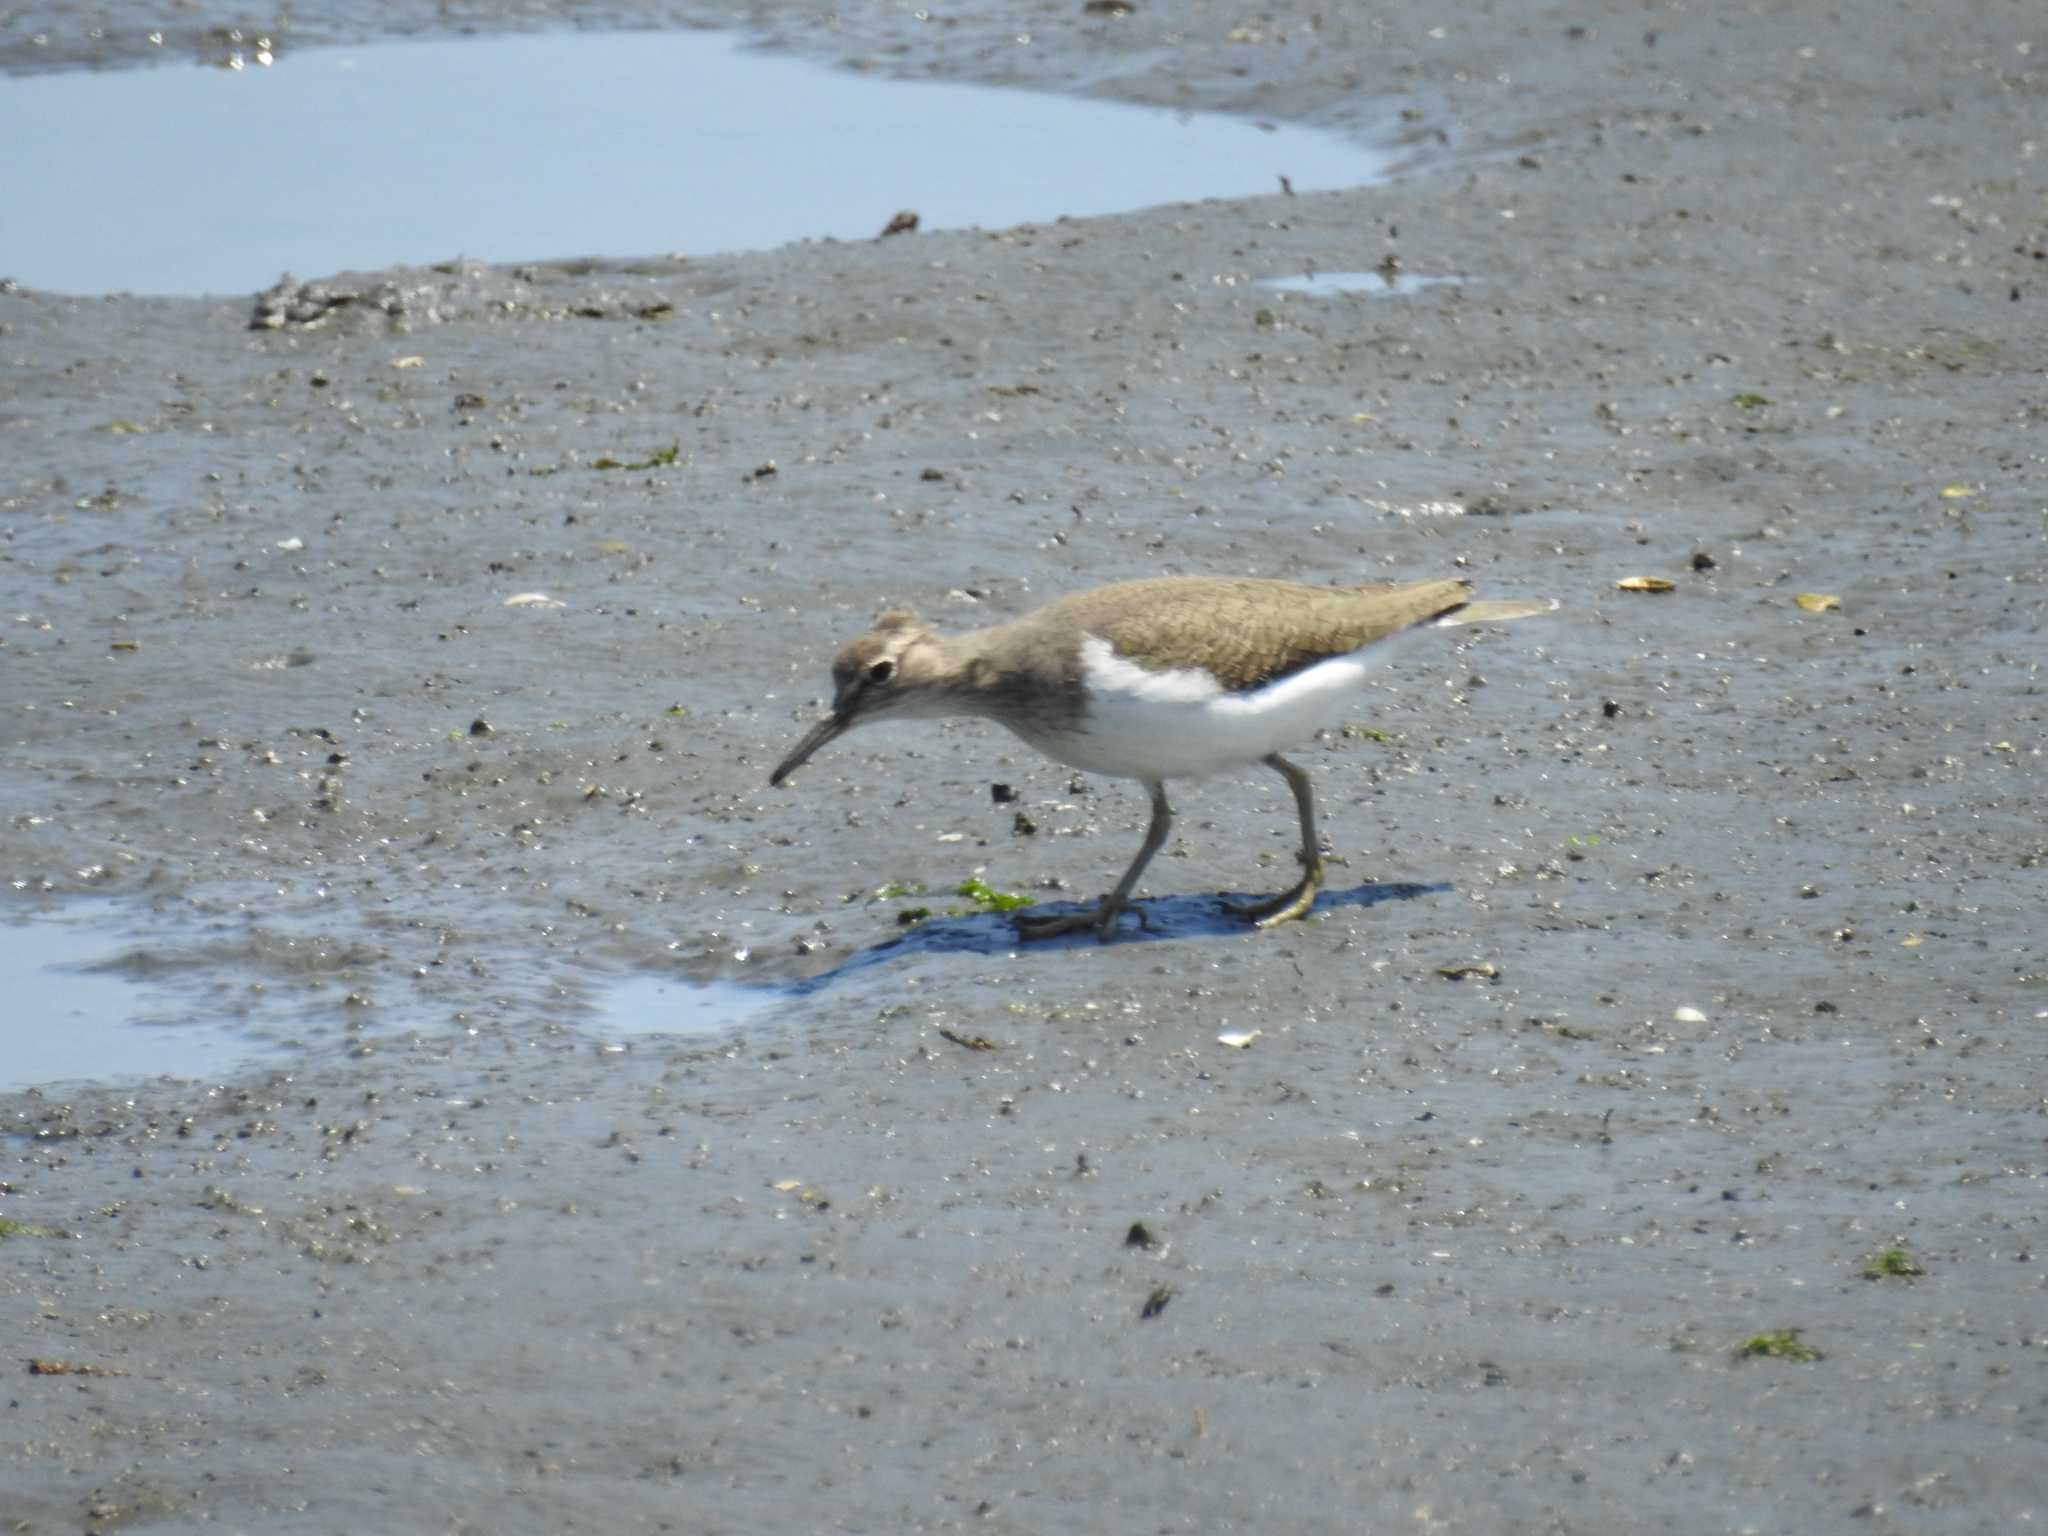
1216 1029 1262 1049
1673 1006 1709 1023
504 592 566 608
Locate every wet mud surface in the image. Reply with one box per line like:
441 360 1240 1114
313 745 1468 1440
3 0 2044 1529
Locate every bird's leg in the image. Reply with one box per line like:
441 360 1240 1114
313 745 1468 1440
1222 754 1324 927
1013 780 1172 942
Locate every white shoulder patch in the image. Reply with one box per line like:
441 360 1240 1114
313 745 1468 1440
1079 633 1225 704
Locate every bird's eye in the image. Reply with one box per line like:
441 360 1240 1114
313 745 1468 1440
867 659 895 685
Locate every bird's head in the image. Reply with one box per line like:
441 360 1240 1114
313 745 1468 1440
769 611 944 785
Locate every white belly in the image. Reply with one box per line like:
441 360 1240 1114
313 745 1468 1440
1011 632 1417 782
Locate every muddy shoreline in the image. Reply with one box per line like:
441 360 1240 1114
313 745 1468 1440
4 0 2044 1529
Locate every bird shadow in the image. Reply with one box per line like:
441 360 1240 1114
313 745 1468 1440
783 879 1449 995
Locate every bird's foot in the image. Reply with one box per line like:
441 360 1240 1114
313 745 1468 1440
1222 859 1324 928
1011 899 1130 943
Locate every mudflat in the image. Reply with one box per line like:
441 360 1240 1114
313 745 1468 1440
3 0 2042 1530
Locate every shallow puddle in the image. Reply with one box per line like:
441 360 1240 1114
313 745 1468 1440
1257 270 1469 297
0 897 795 1089
1 30 1389 296
0 900 259 1090
584 971 786 1042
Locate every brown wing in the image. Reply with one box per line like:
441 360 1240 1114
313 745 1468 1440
1041 576 1473 692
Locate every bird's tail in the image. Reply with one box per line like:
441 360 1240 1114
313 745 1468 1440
1432 597 1561 627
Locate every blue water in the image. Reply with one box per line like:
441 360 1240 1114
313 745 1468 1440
586 971 785 1043
0 29 1390 296
1256 270 1469 297
0 899 789 1091
0 900 245 1090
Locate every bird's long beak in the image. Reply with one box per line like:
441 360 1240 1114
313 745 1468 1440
769 712 848 786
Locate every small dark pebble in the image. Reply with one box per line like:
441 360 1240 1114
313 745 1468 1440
1139 1286 1173 1320
1124 1221 1157 1249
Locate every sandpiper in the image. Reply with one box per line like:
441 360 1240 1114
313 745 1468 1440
771 575 1557 939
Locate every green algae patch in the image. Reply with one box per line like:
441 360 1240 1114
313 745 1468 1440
1736 1328 1822 1362
1861 1246 1925 1280
956 878 1035 913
